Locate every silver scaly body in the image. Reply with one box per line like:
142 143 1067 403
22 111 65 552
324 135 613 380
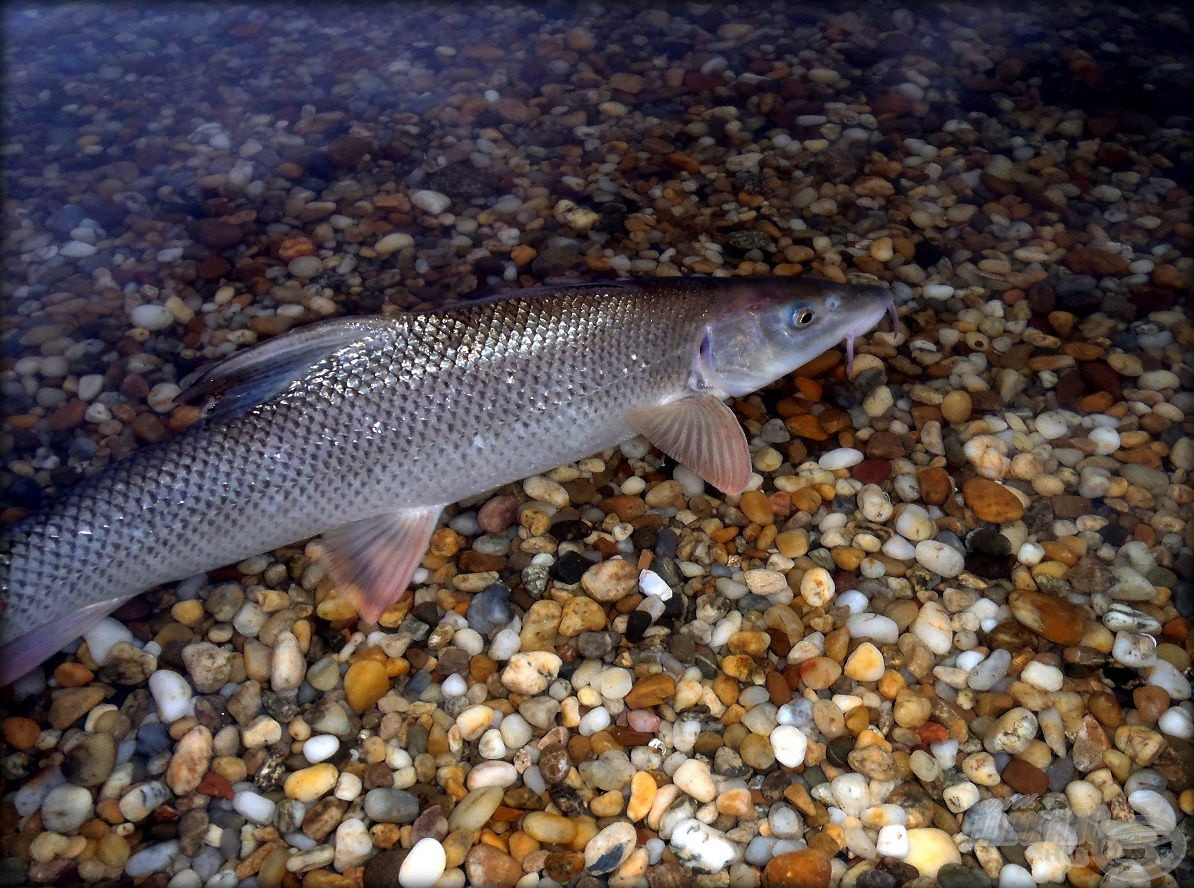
0 277 892 683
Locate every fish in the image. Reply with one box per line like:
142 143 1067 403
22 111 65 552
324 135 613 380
0 276 894 685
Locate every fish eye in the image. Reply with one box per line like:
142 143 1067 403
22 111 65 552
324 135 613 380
790 306 815 327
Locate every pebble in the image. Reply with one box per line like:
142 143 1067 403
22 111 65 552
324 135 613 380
303 734 340 763
673 759 717 803
344 660 389 711
40 784 92 833
285 764 339 803
799 566 835 607
166 726 212 795
500 651 561 694
670 819 737 872
333 818 372 871
962 478 1025 523
148 670 193 722
762 848 832 888
125 841 179 879
585 821 637 875
130 303 174 331
581 557 639 601
820 447 863 470
119 781 171 822
844 642 885 681
911 601 953 654
904 828 962 879
410 189 451 214
770 725 808 767
399 838 446 888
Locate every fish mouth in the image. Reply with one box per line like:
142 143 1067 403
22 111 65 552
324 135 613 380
843 290 898 374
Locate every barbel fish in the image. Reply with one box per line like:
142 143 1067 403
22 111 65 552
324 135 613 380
0 276 893 685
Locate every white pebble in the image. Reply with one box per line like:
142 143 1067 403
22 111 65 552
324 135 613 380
1016 541 1044 566
130 303 174 332
374 232 415 257
998 863 1036 888
830 773 869 817
83 618 135 666
819 447 863 471
125 841 179 878
1158 706 1193 738
673 759 717 803
40 784 92 833
1112 632 1157 668
876 824 909 857
769 725 808 767
271 632 305 697
894 504 935 541
639 569 672 599
578 707 612 736
148 670 193 722
967 649 1011 691
1088 426 1120 455
302 735 339 764
1021 661 1064 692
333 818 373 871
669 819 736 872
1146 660 1191 700
465 761 518 789
915 540 965 578
410 189 451 214
857 485 893 522
399 837 447 888
60 240 97 258
233 790 275 824
846 613 899 644
911 601 953 654
942 781 981 813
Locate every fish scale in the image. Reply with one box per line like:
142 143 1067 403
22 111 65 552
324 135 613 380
0 276 892 683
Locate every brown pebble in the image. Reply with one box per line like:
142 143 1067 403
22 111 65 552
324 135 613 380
477 494 520 533
344 660 390 711
1 717 41 750
625 674 676 709
762 848 832 888
739 489 775 525
48 685 109 730
917 467 953 505
1132 686 1170 724
195 219 243 250
464 844 522 888
853 458 891 484
1002 758 1048 794
1008 590 1089 645
940 390 973 424
962 478 1025 523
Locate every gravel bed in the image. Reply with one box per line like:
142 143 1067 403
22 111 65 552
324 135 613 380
1 3 1192 888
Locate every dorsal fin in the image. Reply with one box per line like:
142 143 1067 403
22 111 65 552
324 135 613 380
177 316 400 422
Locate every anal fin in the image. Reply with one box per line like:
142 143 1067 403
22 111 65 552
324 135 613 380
626 394 752 495
0 596 129 687
322 506 445 622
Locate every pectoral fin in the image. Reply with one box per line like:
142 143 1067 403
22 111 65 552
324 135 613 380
322 505 445 622
626 395 752 495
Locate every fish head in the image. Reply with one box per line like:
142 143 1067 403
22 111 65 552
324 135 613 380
695 277 895 397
